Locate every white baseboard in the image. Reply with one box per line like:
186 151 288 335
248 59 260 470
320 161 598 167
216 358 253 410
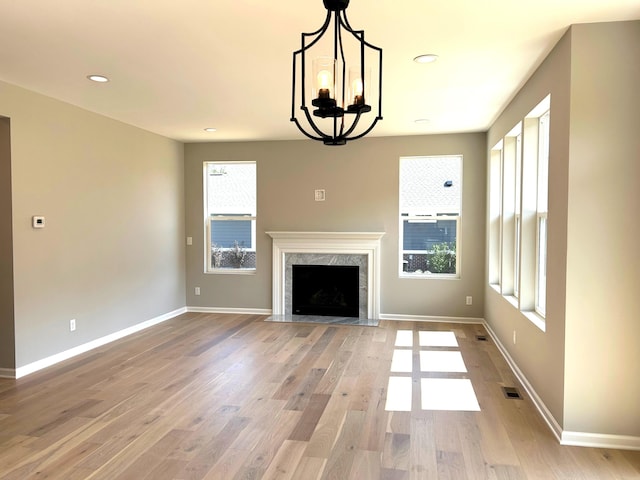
379 313 484 324
14 307 188 379
483 322 640 451
187 306 272 316
483 322 563 441
561 431 640 451
0 368 15 379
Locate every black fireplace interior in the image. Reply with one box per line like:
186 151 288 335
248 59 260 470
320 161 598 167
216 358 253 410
292 264 359 317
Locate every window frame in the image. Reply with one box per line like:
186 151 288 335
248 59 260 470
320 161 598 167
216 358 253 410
204 161 257 274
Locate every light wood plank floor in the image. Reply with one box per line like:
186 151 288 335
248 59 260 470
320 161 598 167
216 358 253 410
0 313 638 479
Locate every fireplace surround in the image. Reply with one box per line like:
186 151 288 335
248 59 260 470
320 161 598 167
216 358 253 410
266 231 385 319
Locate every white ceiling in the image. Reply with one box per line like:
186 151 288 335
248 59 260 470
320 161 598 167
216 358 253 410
1 1 638 143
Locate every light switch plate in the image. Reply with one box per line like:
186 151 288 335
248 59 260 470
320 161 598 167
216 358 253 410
314 189 326 202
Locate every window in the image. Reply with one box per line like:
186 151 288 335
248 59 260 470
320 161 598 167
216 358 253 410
535 110 550 316
399 156 462 277
514 131 522 298
204 162 256 272
488 143 503 286
498 123 522 298
487 95 549 330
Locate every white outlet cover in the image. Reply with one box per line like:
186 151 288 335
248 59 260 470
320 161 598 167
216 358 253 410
314 189 326 201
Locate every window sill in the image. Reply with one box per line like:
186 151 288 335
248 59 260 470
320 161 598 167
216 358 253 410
206 269 257 275
522 310 546 332
504 295 518 309
400 272 460 280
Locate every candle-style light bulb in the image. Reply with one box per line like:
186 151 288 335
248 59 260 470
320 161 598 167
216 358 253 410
317 69 332 99
352 77 364 105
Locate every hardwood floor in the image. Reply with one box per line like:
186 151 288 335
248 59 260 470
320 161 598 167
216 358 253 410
0 313 638 479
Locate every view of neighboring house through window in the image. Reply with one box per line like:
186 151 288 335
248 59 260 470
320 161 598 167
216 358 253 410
399 155 462 277
204 162 256 272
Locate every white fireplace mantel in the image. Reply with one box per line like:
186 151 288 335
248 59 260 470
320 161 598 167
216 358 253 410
266 231 385 319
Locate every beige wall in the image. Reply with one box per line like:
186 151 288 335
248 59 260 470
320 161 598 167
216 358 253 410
486 28 571 428
564 21 640 436
486 20 640 439
0 80 186 369
0 116 15 370
185 133 486 319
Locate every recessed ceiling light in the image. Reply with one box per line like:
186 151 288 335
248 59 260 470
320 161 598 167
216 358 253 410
415 119 431 125
204 128 217 132
413 54 439 64
87 74 109 83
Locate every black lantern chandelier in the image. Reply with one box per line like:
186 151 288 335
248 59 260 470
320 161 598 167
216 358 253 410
291 0 383 146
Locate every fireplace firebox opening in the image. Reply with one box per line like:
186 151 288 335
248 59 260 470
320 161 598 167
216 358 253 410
292 265 359 318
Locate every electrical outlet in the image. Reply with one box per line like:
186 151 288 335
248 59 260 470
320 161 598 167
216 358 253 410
195 287 201 296
70 319 76 332
466 296 473 306
513 330 517 344
186 236 193 246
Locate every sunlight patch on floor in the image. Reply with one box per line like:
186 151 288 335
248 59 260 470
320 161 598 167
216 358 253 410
394 330 413 347
420 351 467 373
385 376 412 411
386 330 481 413
419 331 458 347
390 349 413 373
421 378 481 411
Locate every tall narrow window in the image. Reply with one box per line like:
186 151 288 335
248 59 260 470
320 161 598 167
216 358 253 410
535 111 550 316
500 123 521 297
399 156 462 277
489 143 503 287
514 133 522 298
204 162 257 272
